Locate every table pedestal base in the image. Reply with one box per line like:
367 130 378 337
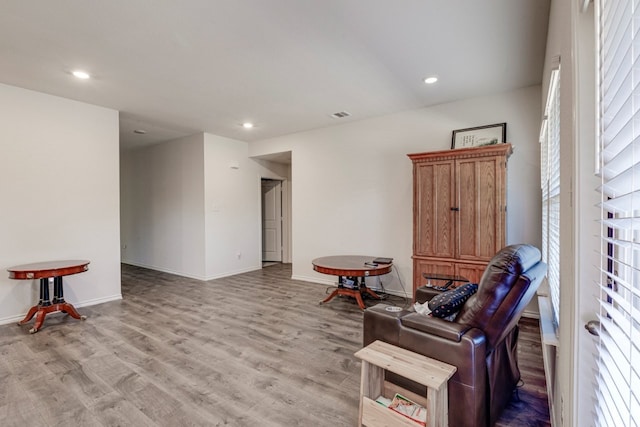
321 277 382 310
19 302 85 334
17 277 86 333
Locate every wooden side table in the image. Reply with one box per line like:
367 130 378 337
7 260 89 333
312 255 392 310
355 340 456 427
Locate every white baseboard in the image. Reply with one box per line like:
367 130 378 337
74 294 123 308
122 261 209 280
292 275 333 286
122 261 262 281
0 314 29 326
204 266 262 281
0 293 122 326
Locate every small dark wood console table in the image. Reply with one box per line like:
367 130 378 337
7 260 89 333
312 255 392 310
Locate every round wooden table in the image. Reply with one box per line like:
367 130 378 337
312 255 392 310
8 260 89 333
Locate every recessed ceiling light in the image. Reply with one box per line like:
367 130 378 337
242 122 254 129
424 76 438 84
133 129 147 134
72 70 91 79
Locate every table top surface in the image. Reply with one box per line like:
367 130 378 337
355 340 457 386
7 260 90 279
312 255 392 277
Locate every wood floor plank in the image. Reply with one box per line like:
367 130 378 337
0 263 550 426
88 392 158 427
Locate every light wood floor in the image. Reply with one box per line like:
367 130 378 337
0 263 549 426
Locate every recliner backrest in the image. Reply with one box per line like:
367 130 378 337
455 244 546 350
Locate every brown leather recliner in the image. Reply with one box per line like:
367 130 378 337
363 244 547 427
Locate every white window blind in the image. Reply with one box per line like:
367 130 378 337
540 67 561 328
596 0 640 425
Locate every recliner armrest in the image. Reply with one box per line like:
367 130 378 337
400 313 472 342
415 286 442 304
363 303 413 347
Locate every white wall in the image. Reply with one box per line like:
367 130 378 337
203 134 263 278
250 86 543 298
0 83 121 325
121 133 291 280
121 134 206 279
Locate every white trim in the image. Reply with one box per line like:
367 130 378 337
292 274 333 285
538 295 560 347
539 295 559 426
122 261 209 280
0 314 31 326
580 0 592 13
204 266 262 281
122 261 261 281
73 293 123 308
0 293 122 326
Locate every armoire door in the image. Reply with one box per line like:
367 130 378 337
455 155 505 261
414 160 456 258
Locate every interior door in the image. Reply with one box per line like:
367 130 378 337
261 179 282 262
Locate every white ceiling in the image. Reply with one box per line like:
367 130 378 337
0 1 550 150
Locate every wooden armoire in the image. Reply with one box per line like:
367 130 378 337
408 143 512 297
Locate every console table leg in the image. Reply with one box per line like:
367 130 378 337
52 276 64 304
39 278 52 307
59 302 85 320
354 292 366 310
321 289 340 304
18 278 51 328
30 309 47 334
363 287 382 300
17 305 39 325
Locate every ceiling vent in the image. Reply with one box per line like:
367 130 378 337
330 111 351 119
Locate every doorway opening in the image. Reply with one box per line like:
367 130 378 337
261 178 283 267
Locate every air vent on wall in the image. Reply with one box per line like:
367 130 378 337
330 111 351 119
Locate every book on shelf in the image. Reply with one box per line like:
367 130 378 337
375 395 392 407
388 393 427 426
340 277 356 288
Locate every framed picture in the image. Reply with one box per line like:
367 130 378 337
451 122 507 149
